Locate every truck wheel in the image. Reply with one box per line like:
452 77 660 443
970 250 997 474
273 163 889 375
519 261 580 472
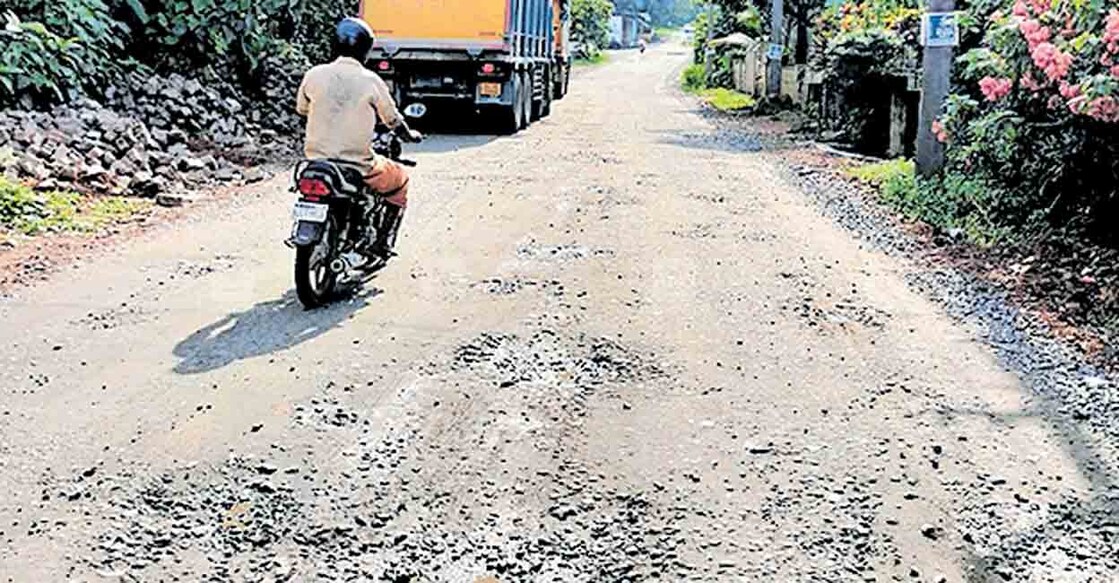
495 76 523 135
519 71 532 129
539 75 553 118
552 66 565 100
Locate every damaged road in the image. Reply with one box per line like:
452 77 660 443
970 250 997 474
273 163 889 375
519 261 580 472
1 47 1117 581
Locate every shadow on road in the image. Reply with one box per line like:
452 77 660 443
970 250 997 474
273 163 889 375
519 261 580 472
654 128 764 154
172 288 378 375
413 134 499 155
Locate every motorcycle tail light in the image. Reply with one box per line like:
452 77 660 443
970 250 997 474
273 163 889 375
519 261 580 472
298 178 330 197
377 60 392 72
481 63 496 74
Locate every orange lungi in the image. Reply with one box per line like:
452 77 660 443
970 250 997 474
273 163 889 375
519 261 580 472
363 158 409 208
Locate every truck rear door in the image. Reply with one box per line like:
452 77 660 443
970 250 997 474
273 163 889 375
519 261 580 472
362 0 509 50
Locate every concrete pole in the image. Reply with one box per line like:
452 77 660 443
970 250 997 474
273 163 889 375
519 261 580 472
916 0 955 176
703 1 716 78
766 0 783 98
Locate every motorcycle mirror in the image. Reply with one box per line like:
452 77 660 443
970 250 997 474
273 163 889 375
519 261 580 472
404 103 427 119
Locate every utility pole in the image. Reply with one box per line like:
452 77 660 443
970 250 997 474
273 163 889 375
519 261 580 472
916 0 957 176
703 1 716 78
766 0 784 98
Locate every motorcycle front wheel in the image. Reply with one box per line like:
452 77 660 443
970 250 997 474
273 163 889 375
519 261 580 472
294 218 337 309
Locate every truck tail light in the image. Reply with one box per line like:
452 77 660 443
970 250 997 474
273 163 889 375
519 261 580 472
376 60 392 73
481 63 496 74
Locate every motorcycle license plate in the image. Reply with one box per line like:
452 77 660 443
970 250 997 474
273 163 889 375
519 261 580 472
292 201 329 223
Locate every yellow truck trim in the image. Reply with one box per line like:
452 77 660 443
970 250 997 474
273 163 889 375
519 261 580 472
362 0 510 49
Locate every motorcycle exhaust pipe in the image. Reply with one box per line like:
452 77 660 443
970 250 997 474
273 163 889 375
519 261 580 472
330 257 349 274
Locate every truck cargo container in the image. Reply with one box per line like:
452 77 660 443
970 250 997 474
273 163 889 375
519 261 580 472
361 0 571 133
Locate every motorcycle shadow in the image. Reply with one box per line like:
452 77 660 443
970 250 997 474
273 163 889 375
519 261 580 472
172 287 380 375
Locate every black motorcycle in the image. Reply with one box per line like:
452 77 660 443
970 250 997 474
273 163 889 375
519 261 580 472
288 104 425 309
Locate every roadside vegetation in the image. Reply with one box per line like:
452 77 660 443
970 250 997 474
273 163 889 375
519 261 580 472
816 1 1117 251
575 52 609 66
682 63 756 111
684 0 1116 352
0 175 149 236
571 0 614 61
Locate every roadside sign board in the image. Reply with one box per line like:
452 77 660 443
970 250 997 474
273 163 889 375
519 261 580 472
921 12 959 47
766 43 783 60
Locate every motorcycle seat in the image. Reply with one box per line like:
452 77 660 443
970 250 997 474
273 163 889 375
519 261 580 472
299 160 365 195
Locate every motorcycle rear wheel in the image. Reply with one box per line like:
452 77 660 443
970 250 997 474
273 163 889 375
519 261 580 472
294 218 337 309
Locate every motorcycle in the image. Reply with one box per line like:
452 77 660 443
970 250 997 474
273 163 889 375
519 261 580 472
287 103 426 309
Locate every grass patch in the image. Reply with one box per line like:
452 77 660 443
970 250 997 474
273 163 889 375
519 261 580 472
697 88 756 112
846 159 1007 246
680 67 756 111
575 52 609 66
846 158 915 189
0 175 149 236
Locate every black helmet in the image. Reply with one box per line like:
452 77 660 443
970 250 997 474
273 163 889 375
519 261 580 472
334 17 374 61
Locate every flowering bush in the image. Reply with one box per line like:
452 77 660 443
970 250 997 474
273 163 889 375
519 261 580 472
937 0 1119 246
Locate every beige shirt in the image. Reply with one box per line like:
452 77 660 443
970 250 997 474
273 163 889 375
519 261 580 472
296 57 403 170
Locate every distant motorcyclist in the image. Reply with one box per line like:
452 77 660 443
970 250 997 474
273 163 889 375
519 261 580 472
295 17 422 259
638 38 647 54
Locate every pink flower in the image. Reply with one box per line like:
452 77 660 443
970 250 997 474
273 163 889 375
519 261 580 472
1031 42 1072 81
932 120 949 143
979 76 1013 101
1019 19 1050 49
1106 10 1119 43
1106 9 1119 53
1058 81 1080 100
1012 0 1030 18
1029 0 1049 15
1020 73 1043 92
1086 96 1119 122
1112 64 1119 79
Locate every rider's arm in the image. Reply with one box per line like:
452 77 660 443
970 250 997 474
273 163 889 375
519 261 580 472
369 74 403 129
369 73 422 142
296 73 312 117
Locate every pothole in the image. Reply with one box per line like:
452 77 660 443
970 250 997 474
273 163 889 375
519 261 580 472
451 328 663 390
472 277 565 297
515 242 614 262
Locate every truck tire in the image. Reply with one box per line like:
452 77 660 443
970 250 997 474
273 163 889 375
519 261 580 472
539 73 553 118
519 71 532 129
495 76 523 135
554 65 570 100
552 66 564 100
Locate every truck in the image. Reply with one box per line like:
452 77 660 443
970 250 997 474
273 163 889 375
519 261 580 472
360 0 572 134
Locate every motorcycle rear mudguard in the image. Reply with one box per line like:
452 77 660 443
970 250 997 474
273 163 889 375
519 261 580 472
291 220 325 246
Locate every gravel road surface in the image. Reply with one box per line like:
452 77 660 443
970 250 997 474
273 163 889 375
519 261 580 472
1 46 1116 582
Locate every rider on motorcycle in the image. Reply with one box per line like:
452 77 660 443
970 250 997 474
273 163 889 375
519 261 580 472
295 17 422 260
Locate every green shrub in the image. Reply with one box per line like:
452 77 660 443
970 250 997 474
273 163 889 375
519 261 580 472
681 64 706 92
2 0 130 105
0 12 102 106
847 158 1010 245
2 0 353 106
572 0 612 59
937 2 1119 248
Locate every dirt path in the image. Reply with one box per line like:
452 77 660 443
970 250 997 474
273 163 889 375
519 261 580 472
1 47 1115 581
